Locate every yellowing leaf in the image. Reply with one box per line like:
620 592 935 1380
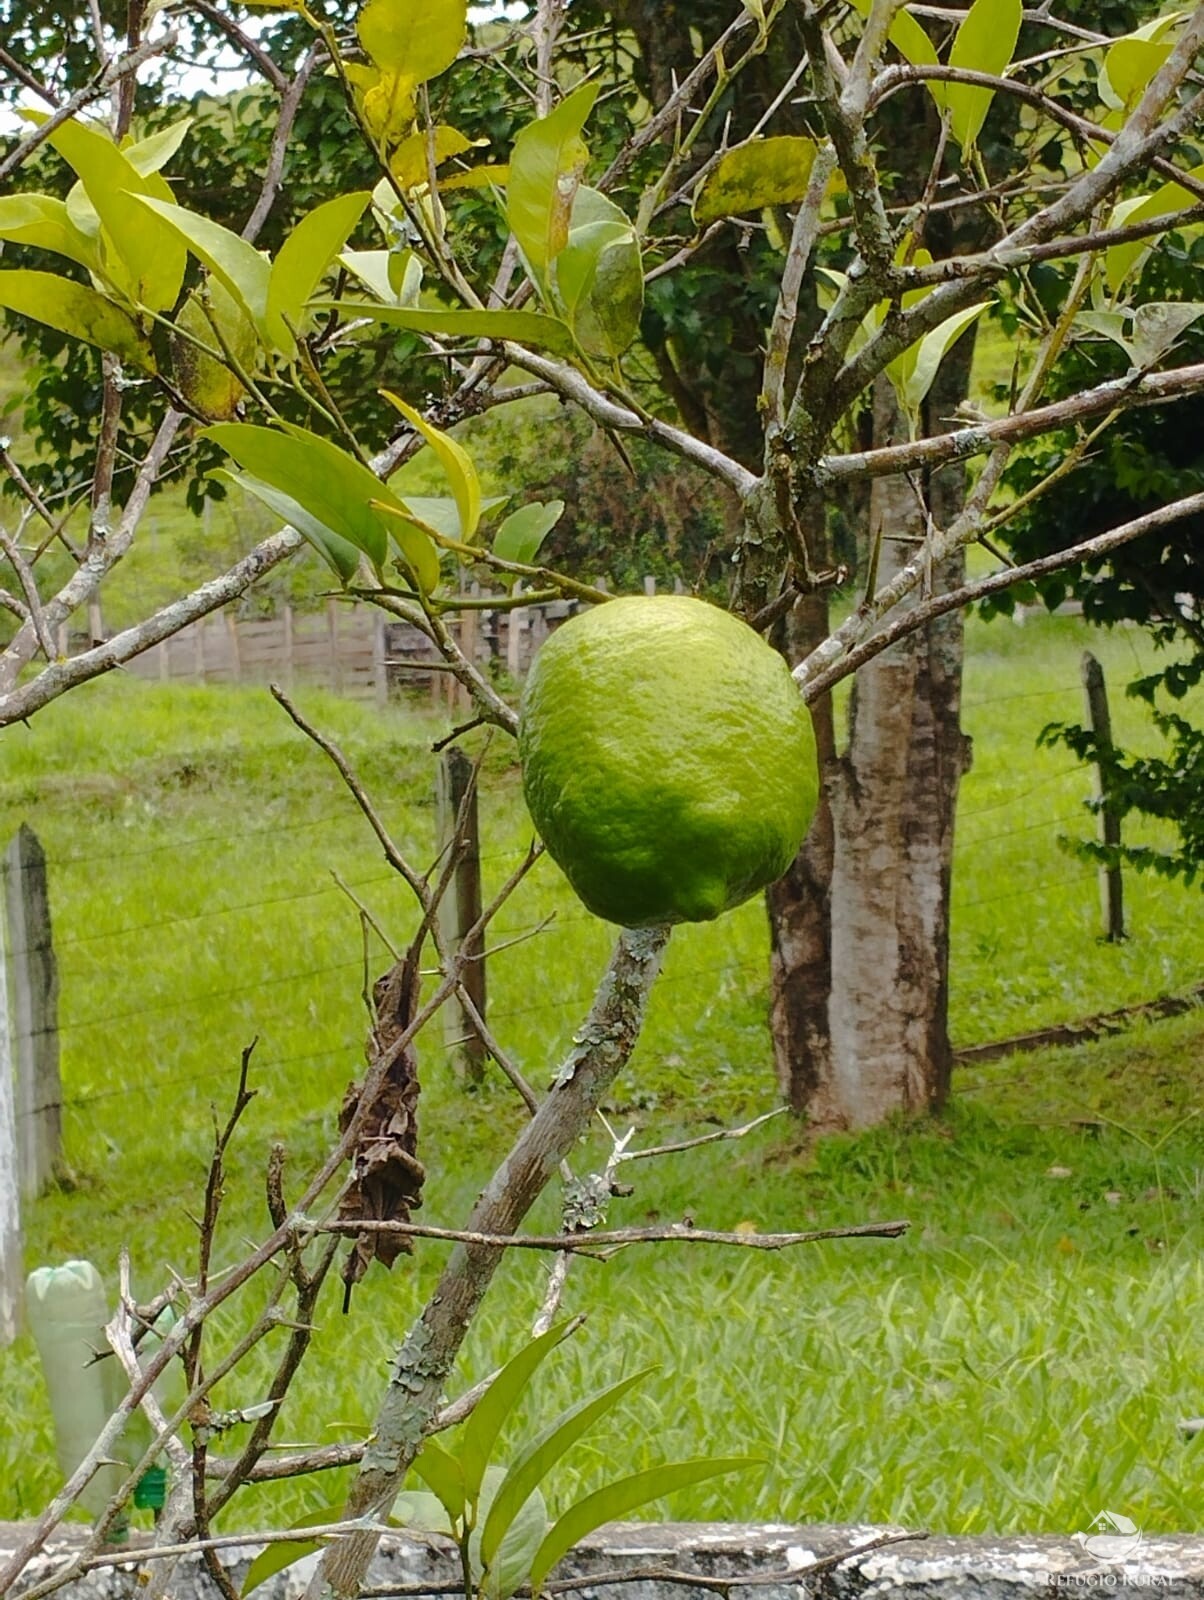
380 389 481 542
946 0 1022 154
36 113 186 310
361 71 418 146
693 137 818 224
357 0 466 80
0 269 155 371
391 125 476 190
440 163 509 192
123 116 193 175
172 279 257 421
507 83 599 288
0 194 98 273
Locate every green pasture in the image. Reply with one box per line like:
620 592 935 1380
0 607 1202 1538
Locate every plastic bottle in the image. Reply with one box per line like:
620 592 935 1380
24 1261 125 1523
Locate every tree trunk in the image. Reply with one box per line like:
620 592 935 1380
771 361 974 1128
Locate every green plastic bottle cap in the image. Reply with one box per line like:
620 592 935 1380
134 1465 167 1510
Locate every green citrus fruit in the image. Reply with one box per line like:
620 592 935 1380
518 595 816 927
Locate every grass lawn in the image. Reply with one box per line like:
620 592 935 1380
0 608 1202 1539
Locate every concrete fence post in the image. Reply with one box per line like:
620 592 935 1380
4 825 62 1198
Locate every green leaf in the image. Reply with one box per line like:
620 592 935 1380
1075 309 1132 355
268 191 371 334
240 1508 337 1597
338 250 399 303
479 1475 547 1600
391 125 476 190
393 494 506 539
693 137 818 223
0 194 98 273
899 301 988 414
131 194 284 354
946 0 1023 153
0 269 155 371
507 83 599 289
1105 163 1204 290
391 1488 457 1536
313 303 576 356
212 470 363 581
390 250 424 305
1101 14 1184 113
357 0 466 80
492 500 564 569
555 187 643 358
123 116 193 175
381 390 481 542
202 421 438 589
36 113 186 310
410 1435 467 1525
479 1369 652 1573
459 1322 577 1505
529 1459 760 1593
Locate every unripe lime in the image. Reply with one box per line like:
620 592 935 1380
518 595 816 927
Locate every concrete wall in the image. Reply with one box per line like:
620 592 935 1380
4 1521 1204 1600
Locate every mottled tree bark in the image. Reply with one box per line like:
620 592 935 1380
773 359 974 1126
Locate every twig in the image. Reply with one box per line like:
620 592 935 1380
242 44 322 241
0 525 55 663
302 1216 909 1252
0 30 178 183
271 685 430 907
616 1107 789 1164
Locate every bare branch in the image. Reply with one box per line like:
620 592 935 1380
307 1216 909 1251
762 144 838 429
800 492 1204 700
242 44 322 242
0 31 178 184
186 0 289 91
816 362 1204 485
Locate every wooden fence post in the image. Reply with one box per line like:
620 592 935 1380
372 609 388 709
326 599 343 695
435 748 486 1087
4 825 63 1196
1081 651 1125 942
0 930 21 1347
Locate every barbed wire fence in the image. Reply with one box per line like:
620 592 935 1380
2 653 1196 1332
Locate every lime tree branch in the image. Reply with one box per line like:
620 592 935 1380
0 30 178 183
304 1216 909 1251
305 925 672 1600
816 361 1204 485
799 492 1204 700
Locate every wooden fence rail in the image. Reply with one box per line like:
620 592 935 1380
73 582 685 705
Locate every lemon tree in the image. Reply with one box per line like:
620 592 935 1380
519 597 816 927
